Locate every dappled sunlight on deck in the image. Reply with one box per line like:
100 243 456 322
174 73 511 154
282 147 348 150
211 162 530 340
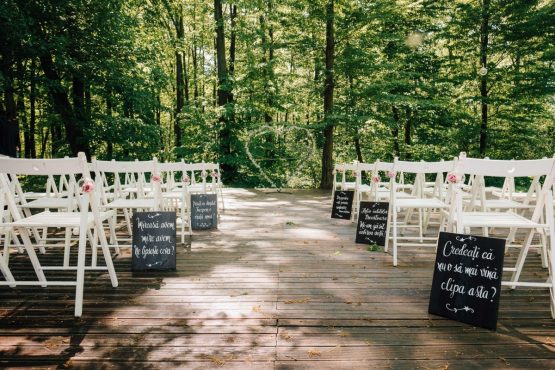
0 188 554 368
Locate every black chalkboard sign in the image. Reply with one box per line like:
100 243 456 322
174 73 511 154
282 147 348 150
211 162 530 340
132 212 176 271
191 193 218 230
355 201 389 245
331 190 354 219
428 232 505 330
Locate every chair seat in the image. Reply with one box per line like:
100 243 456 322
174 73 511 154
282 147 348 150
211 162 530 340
3 210 115 228
468 199 533 209
22 192 68 200
396 197 448 209
103 198 158 209
492 190 536 201
187 184 217 193
455 211 546 229
339 182 356 190
162 191 186 200
21 197 78 209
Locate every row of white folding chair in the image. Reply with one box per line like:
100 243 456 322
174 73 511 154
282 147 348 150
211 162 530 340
0 153 118 317
385 159 457 266
333 163 358 192
446 153 555 317
183 162 225 210
92 158 161 242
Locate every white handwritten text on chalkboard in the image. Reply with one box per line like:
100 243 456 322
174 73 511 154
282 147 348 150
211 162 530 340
428 232 505 330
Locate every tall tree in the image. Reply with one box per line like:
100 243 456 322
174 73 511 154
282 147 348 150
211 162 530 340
214 0 236 181
479 0 490 157
320 0 335 189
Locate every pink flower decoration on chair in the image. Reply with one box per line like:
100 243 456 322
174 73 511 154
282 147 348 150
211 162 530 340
81 179 95 193
152 174 161 182
387 171 396 178
372 175 381 183
182 174 190 184
211 171 218 178
447 173 458 184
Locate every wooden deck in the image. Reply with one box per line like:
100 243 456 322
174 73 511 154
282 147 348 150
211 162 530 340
1 188 554 369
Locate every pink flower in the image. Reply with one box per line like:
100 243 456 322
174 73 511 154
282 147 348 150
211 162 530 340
152 174 161 182
372 175 381 183
211 171 218 178
447 173 458 184
182 175 190 184
387 171 396 178
350 170 357 177
81 180 95 193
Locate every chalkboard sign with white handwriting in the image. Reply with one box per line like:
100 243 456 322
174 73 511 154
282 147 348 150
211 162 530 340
355 201 389 245
132 211 176 271
428 231 505 330
191 193 218 230
331 190 354 219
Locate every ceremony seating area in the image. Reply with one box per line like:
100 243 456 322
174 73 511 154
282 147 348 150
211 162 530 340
0 155 224 316
334 153 555 317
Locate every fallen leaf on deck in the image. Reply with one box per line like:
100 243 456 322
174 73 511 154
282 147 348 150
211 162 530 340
280 332 292 341
307 349 321 358
284 298 311 304
201 354 226 366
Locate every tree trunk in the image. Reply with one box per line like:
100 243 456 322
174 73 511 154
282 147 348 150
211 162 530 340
320 0 335 190
391 106 400 158
29 58 36 158
16 60 28 158
479 0 490 158
214 0 235 181
0 61 20 157
192 0 199 101
174 6 185 147
404 107 412 160
39 52 87 156
106 84 113 159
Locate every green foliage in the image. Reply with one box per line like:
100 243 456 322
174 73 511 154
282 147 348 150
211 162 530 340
1 0 553 186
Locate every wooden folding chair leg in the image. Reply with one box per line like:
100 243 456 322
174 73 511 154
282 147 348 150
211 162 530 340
90 228 98 268
74 209 88 317
108 215 120 255
0 252 16 287
17 227 47 287
96 224 118 288
384 204 391 253
63 227 72 268
509 229 535 289
393 206 398 266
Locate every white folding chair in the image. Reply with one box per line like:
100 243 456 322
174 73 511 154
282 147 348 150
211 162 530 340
448 154 555 317
386 158 457 266
158 161 191 242
0 153 118 317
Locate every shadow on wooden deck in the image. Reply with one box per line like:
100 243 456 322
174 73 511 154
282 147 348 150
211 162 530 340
0 188 554 369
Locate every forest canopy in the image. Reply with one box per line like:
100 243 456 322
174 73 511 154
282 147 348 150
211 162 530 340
0 0 553 188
